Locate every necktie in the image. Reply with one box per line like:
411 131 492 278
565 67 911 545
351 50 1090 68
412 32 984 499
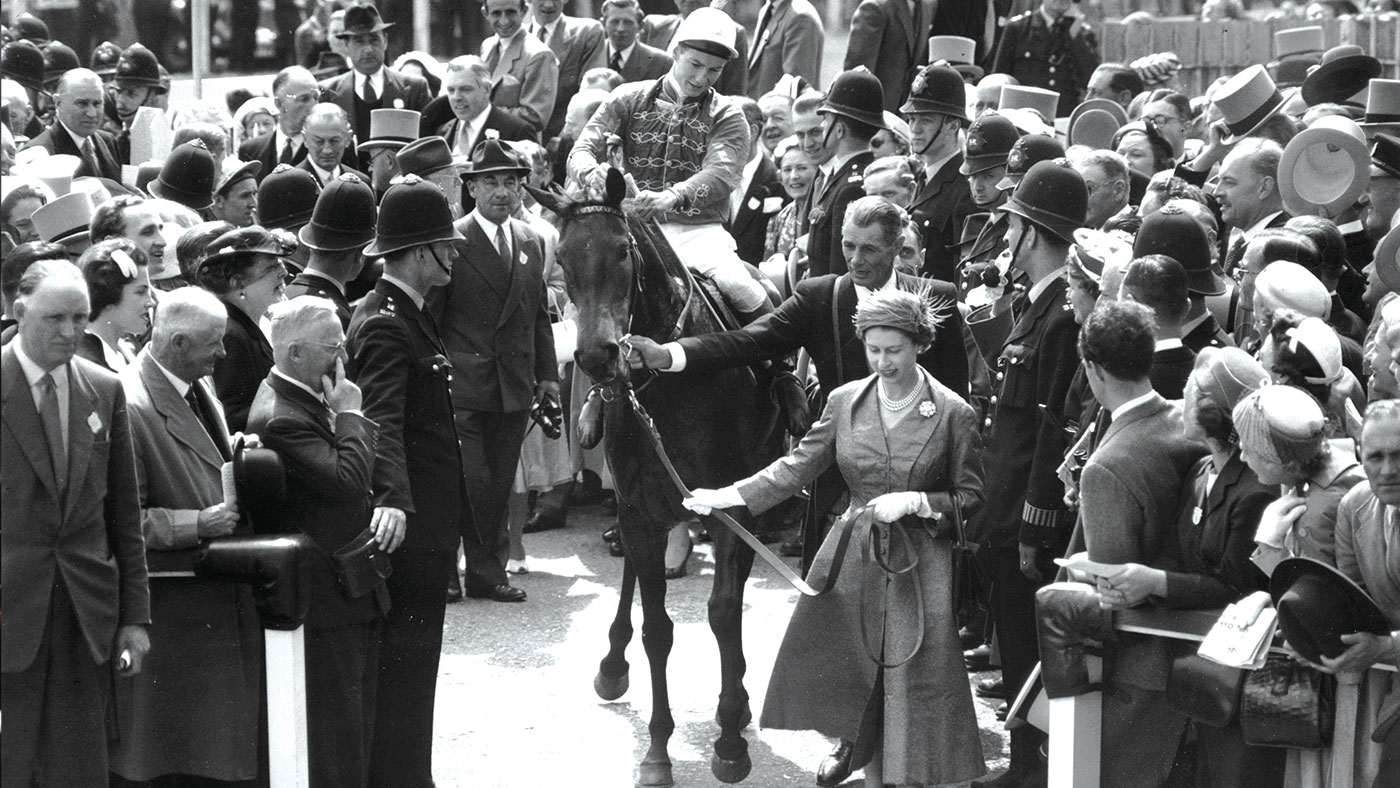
38 373 66 493
363 76 378 105
496 225 511 262
186 384 229 461
1225 235 1247 276
537 24 549 42
81 137 101 177
280 138 296 164
610 49 623 74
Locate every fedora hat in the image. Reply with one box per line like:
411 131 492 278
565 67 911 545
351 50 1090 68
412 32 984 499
360 108 422 152
1270 557 1391 665
1279 115 1370 219
927 35 982 82
463 137 532 178
996 134 1066 191
899 63 966 122
960 112 1019 175
1273 26 1325 63
1302 45 1381 107
257 163 321 230
1070 228 1131 285
299 173 377 252
31 191 93 246
1274 55 1321 90
1001 159 1087 245
202 226 299 273
999 85 1060 123
1133 204 1225 296
89 40 121 79
2 40 46 94
822 67 888 130
1214 65 1294 144
1373 133 1400 178
1067 98 1128 150
1373 221 1400 293
114 43 164 92
673 7 738 60
13 153 80 197
150 140 218 211
40 40 79 91
215 157 262 198
337 3 393 38
363 174 465 257
397 135 465 178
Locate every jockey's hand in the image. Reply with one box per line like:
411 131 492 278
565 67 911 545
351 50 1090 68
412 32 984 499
584 164 611 199
624 190 678 221
625 335 673 370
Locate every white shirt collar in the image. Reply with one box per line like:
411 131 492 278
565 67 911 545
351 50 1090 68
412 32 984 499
1337 220 1365 236
1155 337 1184 351
380 273 426 310
1235 210 1283 243
532 18 557 40
150 353 191 398
1028 265 1066 304
731 147 764 220
272 367 327 404
472 210 512 258
276 127 303 149
853 269 899 303
1112 390 1157 421
308 159 339 185
13 341 67 389
612 42 636 64
822 149 866 180
358 67 385 97
59 120 91 145
922 149 959 180
459 105 493 152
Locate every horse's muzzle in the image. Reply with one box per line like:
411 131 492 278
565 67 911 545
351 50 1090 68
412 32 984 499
575 340 623 383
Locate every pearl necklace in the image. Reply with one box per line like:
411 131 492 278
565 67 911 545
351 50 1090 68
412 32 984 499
878 374 925 412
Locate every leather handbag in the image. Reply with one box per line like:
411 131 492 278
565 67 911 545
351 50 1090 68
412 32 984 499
949 496 989 630
1166 642 1246 728
1240 653 1335 748
331 527 393 599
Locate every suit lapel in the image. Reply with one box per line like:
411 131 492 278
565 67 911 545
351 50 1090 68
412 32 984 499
140 352 225 472
749 1 785 70
1003 276 1065 347
497 222 527 329
894 0 917 57
1 346 61 498
63 362 97 519
269 373 333 435
910 155 962 213
462 218 509 300
1099 394 1168 447
835 275 859 369
1207 453 1246 516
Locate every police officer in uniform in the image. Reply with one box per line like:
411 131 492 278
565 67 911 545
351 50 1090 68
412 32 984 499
806 67 885 279
952 111 1019 298
960 134 1067 301
902 64 976 284
288 173 379 329
990 0 1100 118
346 175 470 788
968 159 1087 788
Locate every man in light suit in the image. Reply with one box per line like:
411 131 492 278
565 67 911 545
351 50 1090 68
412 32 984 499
641 0 749 97
746 0 823 99
20 68 122 180
318 3 433 149
1 260 151 788
531 0 606 142
435 139 559 603
431 56 538 160
601 0 673 83
111 286 264 785
728 96 787 265
482 0 561 136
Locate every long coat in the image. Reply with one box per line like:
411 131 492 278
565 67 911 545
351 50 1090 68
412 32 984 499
739 373 986 786
112 349 262 782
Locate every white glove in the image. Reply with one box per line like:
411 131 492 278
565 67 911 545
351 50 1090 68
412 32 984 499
1255 490 1306 548
684 486 745 516
869 491 925 523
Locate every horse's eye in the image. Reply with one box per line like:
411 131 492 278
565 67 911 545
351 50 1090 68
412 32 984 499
618 244 630 258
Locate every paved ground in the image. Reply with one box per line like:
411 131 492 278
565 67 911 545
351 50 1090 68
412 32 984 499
431 503 1010 787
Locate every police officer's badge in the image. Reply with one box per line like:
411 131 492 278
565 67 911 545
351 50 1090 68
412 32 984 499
1007 146 1026 173
966 132 983 156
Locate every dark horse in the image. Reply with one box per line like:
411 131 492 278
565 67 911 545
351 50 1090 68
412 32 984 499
530 170 792 787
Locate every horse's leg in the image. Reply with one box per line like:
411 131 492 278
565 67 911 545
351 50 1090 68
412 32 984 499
626 504 677 788
706 511 757 783
596 548 635 701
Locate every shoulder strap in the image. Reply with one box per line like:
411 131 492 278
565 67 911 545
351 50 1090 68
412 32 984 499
831 274 846 384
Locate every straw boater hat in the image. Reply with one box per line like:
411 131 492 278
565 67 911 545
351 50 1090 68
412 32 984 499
1278 115 1370 219
1270 557 1391 664
1302 45 1381 107
1067 98 1128 150
927 35 982 82
1213 65 1294 145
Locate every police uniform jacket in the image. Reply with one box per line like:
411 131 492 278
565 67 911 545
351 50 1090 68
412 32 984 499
284 271 352 329
346 279 469 555
971 274 1081 551
910 152 976 283
990 8 1100 116
807 150 874 278
1182 312 1232 354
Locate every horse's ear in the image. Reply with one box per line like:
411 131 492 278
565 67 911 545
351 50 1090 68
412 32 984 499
605 168 626 208
527 184 571 217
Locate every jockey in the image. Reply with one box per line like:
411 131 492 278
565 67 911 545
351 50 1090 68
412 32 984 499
566 7 772 323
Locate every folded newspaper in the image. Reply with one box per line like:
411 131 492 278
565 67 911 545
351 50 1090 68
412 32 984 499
1197 590 1277 669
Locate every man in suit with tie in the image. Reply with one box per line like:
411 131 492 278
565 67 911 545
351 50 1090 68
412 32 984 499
843 0 937 113
745 0 823 99
21 68 122 181
530 0 606 143
113 285 263 785
806 68 884 279
347 176 468 788
481 0 560 136
1 260 151 788
287 171 379 329
601 0 673 83
1215 137 1289 276
319 3 433 149
903 64 976 283
436 139 559 603
298 103 372 186
238 66 335 183
432 55 537 161
728 97 787 265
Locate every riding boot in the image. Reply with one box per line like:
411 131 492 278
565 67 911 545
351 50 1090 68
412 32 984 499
1035 582 1112 698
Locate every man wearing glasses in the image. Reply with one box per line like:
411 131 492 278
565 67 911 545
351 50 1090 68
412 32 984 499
1140 89 1194 163
239 66 356 184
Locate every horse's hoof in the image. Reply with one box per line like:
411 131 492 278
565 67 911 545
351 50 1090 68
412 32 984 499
636 759 674 787
711 751 752 784
594 669 629 701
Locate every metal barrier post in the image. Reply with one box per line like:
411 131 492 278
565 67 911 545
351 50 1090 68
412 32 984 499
190 0 210 100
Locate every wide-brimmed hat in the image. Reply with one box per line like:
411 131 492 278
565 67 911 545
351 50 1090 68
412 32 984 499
1270 557 1392 665
1070 228 1131 285
40 40 79 91
673 7 737 60
257 163 321 230
1302 45 1381 107
1279 115 1370 219
89 40 121 79
201 225 299 271
397 135 465 178
996 135 1066 191
359 108 422 152
215 157 263 198
999 85 1060 124
150 140 218 210
1214 65 1295 144
462 137 532 178
927 35 982 82
1133 204 1225 296
900 63 966 122
299 173 377 252
1067 98 1128 151
1001 159 1087 245
337 3 393 37
1275 55 1322 90
822 67 888 130
2 40 46 93
363 174 465 257
1373 221 1400 293
114 43 164 93
960 112 1019 175
1272 26 1325 64
30 191 92 246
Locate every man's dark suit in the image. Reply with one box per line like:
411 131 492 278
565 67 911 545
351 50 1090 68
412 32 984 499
728 153 787 265
1 345 150 787
542 15 607 141
319 66 434 147
910 153 977 283
238 130 361 184
615 41 674 83
641 13 750 97
347 278 468 788
285 272 353 329
248 371 388 788
1150 343 1196 399
295 158 372 189
807 150 875 278
746 0 824 98
842 0 936 112
429 214 558 594
20 123 123 181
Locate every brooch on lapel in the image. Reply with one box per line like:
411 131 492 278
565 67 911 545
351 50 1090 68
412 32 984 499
919 401 936 418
